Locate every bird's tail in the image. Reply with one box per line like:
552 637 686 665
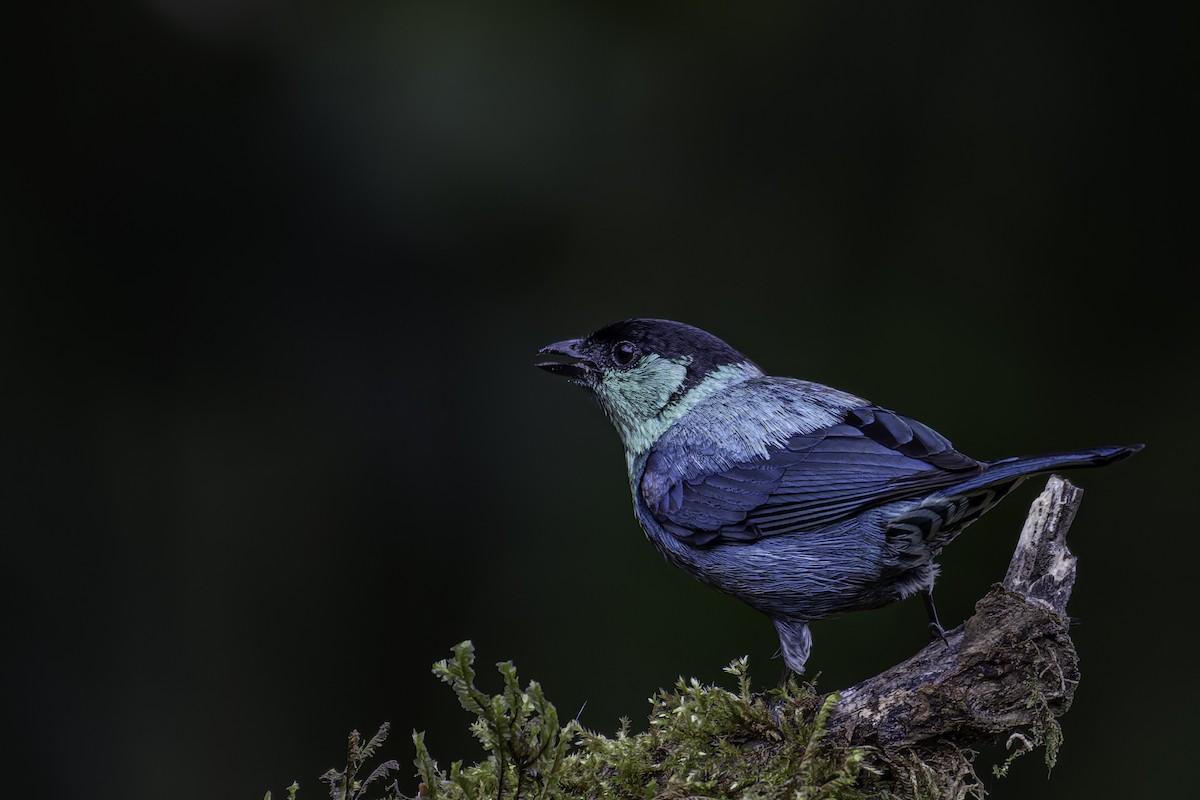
888 442 1142 552
951 443 1144 495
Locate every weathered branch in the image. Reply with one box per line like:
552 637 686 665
387 478 1094 800
826 476 1083 752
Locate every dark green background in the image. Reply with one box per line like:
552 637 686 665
5 2 1192 798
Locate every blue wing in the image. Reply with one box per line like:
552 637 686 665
641 407 984 547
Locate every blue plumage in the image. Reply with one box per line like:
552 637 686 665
537 318 1142 676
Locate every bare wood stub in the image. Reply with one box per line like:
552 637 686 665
827 476 1085 748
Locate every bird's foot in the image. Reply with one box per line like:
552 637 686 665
921 590 950 647
768 667 800 727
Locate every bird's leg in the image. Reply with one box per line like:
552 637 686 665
921 589 949 644
772 618 812 681
767 664 795 727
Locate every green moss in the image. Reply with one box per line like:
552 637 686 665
264 782 300 800
410 642 870 800
991 670 1064 781
273 640 1067 800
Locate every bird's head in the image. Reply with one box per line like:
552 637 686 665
536 318 763 456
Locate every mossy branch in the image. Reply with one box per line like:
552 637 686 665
278 477 1092 799
825 476 1082 762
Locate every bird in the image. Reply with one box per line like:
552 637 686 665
535 318 1142 679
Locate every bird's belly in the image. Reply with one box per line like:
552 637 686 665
638 506 932 620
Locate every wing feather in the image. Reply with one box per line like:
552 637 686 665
643 406 983 545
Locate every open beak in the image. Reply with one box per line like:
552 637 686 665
535 338 595 382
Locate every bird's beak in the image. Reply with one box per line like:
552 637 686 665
535 338 595 383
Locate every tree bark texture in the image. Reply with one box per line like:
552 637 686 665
826 476 1083 752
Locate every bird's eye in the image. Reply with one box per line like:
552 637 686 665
611 341 640 367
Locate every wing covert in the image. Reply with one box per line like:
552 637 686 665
642 407 983 546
